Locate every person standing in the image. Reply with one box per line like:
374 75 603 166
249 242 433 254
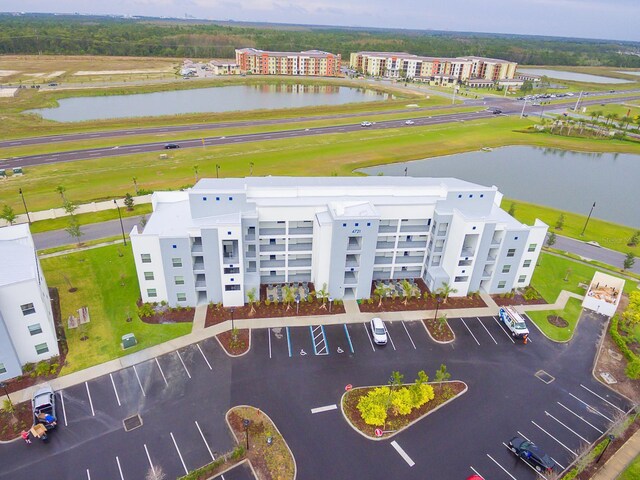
21 431 32 444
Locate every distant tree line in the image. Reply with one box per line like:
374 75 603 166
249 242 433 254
0 14 639 67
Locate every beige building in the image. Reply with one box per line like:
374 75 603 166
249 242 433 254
235 48 341 77
210 60 240 75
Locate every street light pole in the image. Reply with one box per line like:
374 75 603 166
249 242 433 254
0 382 12 408
216 164 220 179
243 419 250 450
574 90 584 112
113 199 127 246
520 99 528 119
230 307 235 331
580 202 596 236
433 295 441 323
18 188 31 224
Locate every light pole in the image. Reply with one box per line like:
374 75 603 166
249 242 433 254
18 188 31 224
596 434 615 463
0 382 12 408
329 297 333 313
243 418 250 450
433 295 442 323
295 295 300 315
216 164 220 179
230 307 235 331
113 199 127 246
580 202 596 236
574 90 584 112
520 99 528 119
249 162 254 176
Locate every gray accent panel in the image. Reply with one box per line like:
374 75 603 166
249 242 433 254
491 228 529 292
201 228 223 304
189 192 251 219
468 223 497 292
159 237 196 307
0 312 22 381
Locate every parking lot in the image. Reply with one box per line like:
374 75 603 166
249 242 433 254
0 311 629 480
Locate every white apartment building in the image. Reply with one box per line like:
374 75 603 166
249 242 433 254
0 224 59 381
130 177 547 308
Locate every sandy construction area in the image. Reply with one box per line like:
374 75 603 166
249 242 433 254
73 68 175 76
24 71 66 78
0 70 20 77
0 88 18 97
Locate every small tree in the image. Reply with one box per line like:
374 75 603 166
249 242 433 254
437 282 458 304
623 252 636 271
546 232 557 247
55 185 66 201
555 213 565 230
146 466 166 480
63 199 77 215
2 398 15 417
124 193 134 211
0 204 17 225
508 202 516 216
374 283 388 307
315 283 329 309
628 231 640 247
132 177 139 195
401 279 413 306
247 288 257 315
65 216 84 246
193 164 199 182
438 314 448 332
520 80 533 93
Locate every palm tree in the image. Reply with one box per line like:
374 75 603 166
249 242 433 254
373 283 389 308
247 288 257 315
315 283 329 309
437 282 458 304
55 185 66 201
620 116 632 129
283 285 296 311
401 279 413 306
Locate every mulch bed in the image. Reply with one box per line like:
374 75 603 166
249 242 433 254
423 318 455 342
138 300 195 324
343 382 466 439
0 401 34 441
491 288 548 307
217 329 251 356
547 315 569 328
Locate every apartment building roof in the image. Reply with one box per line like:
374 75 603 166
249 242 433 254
0 224 38 287
458 55 516 64
235 48 337 58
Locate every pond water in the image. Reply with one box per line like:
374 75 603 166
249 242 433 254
518 68 633 84
617 71 640 76
358 146 640 228
27 84 390 122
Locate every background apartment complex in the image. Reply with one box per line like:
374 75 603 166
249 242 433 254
0 225 59 382
349 51 517 85
235 48 341 77
131 177 547 308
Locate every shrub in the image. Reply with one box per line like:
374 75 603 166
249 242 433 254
49 363 59 374
610 316 635 361
523 286 540 301
35 361 50 376
137 303 155 318
356 387 389 426
391 388 414 415
22 362 35 373
2 398 15 415
626 358 640 379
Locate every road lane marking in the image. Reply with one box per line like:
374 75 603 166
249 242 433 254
85 382 95 416
133 365 146 397
170 432 189 475
60 390 68 426
493 316 515 343
557 401 604 433
86 469 91 480
286 327 292 357
195 420 215 461
580 384 625 412
311 404 337 414
551 456 565 469
109 373 121 406
460 318 480 345
400 321 417 349
385 324 396 351
517 431 530 441
363 323 376 351
116 456 124 480
545 411 591 443
197 344 213 370
569 393 612 422
531 420 577 455
144 444 154 470
268 327 272 359
469 466 484 479
177 350 192 379
487 454 518 479
344 324 355 353
390 441 415 466
477 317 498 344
155 358 168 386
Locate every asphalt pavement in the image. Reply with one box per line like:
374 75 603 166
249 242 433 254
553 234 640 275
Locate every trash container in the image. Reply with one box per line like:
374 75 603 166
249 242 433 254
122 333 137 349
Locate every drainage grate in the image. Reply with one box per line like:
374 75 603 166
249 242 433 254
123 414 143 432
535 370 555 384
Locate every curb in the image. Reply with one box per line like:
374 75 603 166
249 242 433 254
214 329 252 358
421 318 455 344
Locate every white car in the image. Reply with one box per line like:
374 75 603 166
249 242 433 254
405 120 415 125
370 317 388 345
360 121 372 127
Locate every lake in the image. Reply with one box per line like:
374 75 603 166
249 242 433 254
358 146 640 228
517 68 632 84
27 84 390 122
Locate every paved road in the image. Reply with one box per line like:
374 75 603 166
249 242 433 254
554 234 640 275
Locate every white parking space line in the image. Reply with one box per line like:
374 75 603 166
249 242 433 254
390 440 415 466
363 323 376 351
144 444 154 470
580 384 625 413
493 316 515 343
170 431 189 475
460 318 480 345
569 393 613 422
116 456 124 480
311 404 338 414
197 344 213 370
545 411 591 443
385 325 397 351
133 365 147 397
195 420 215 461
268 328 272 359
477 317 498 344
401 321 417 349
551 456 565 470
517 431 530 441
469 466 485 479
177 351 192 379
86 469 91 480
155 358 168 386
486 454 518 479
60 390 68 426
557 401 604 433
531 420 577 455
502 443 546 478
109 373 121 406
85 382 95 416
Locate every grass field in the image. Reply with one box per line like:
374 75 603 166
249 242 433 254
527 298 583 342
583 101 640 119
619 453 640 480
41 243 192 374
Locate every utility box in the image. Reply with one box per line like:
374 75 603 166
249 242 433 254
121 333 137 349
12 167 23 175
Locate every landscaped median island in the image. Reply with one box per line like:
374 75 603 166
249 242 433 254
342 368 466 440
0 400 34 442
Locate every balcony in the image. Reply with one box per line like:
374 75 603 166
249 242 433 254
193 260 205 272
376 241 395 250
191 244 203 254
486 254 496 263
344 272 358 285
345 259 359 268
397 240 427 249
482 268 493 278
460 247 475 257
289 273 311 283
261 274 286 284
347 240 362 251
195 279 207 288
246 250 256 258
399 223 429 233
244 233 256 242
289 258 312 267
378 224 397 233
222 255 239 265
374 256 393 265
433 246 444 253
259 227 286 236
288 226 313 236
260 259 285 268
393 269 421 279
395 255 424 264
289 242 312 252
260 243 286 252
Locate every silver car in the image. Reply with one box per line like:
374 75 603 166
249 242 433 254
370 317 388 345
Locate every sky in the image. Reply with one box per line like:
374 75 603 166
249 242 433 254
1 0 639 42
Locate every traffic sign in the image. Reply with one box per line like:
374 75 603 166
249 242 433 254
345 384 353 391
375 428 383 437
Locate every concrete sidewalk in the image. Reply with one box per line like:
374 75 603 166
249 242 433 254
590 428 640 480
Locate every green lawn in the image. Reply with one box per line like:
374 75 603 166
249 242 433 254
41 243 192 374
528 298 583 342
619 453 640 480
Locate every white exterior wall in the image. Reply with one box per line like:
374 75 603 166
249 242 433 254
131 228 169 304
439 212 468 296
312 217 333 291
514 219 547 287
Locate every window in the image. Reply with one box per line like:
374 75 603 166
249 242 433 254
498 281 507 288
502 265 511 273
172 258 182 267
202 197 207 201
144 272 154 281
224 267 240 274
270 254 276 260
507 248 516 257
21 303 36 315
35 343 49 355
147 288 157 298
225 285 241 291
523 260 532 268
0 363 6 374
28 324 43 336
270 238 276 245
518 275 527 283
528 243 537 252
454 276 469 282
229 197 233 201
174 276 185 285
141 253 151 263
177 293 187 302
